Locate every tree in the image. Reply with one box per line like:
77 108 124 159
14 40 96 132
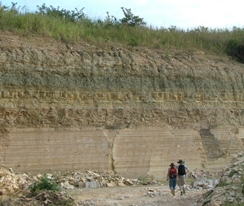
120 7 146 27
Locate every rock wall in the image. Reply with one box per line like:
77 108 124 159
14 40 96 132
0 33 244 178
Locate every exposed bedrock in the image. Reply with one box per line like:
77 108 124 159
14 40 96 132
0 34 244 178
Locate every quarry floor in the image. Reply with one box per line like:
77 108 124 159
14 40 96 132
67 184 205 206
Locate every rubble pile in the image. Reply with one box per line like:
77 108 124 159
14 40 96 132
196 152 244 206
0 166 32 199
191 165 223 180
20 191 76 206
190 169 219 190
0 167 158 195
50 170 157 189
0 167 158 205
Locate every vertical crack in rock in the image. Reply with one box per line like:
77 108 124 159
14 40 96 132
0 131 10 164
103 129 119 173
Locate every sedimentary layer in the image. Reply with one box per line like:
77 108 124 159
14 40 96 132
0 33 244 178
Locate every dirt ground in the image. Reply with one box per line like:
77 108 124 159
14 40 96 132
67 184 206 206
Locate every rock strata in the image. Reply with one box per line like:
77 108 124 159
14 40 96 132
0 33 244 178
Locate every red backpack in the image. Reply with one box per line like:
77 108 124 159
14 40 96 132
169 167 177 178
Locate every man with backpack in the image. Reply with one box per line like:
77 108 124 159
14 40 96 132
177 159 189 195
166 163 177 196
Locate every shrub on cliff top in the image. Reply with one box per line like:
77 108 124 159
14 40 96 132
36 3 88 23
226 38 244 63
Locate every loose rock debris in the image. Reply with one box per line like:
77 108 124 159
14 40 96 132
0 167 160 205
196 152 244 205
0 164 231 206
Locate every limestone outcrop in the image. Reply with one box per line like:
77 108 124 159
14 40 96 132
196 152 244 205
0 32 244 178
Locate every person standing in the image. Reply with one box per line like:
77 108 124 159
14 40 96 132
167 163 177 196
177 159 189 195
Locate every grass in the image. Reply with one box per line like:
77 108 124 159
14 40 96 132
217 180 229 187
1 3 244 62
228 170 237 178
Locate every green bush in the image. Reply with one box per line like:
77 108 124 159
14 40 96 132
226 38 244 63
29 176 60 196
128 38 138 46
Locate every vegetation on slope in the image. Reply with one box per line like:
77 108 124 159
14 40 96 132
0 2 244 63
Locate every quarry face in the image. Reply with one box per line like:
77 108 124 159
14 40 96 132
1 33 244 179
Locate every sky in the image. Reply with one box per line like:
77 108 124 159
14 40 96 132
2 0 244 30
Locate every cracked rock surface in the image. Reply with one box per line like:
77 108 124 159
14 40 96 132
1 31 244 180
